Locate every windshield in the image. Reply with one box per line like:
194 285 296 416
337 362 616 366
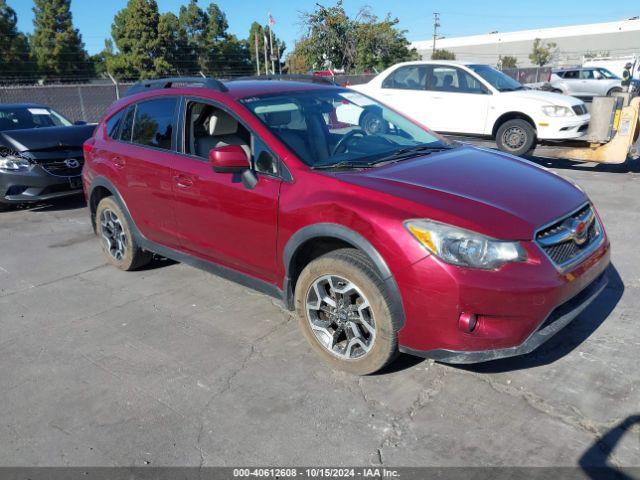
240 89 451 169
469 64 524 92
597 68 619 79
0 107 72 132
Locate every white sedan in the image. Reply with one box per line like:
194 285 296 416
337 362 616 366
342 61 590 156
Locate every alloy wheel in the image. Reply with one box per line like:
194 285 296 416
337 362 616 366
305 275 375 359
100 208 127 261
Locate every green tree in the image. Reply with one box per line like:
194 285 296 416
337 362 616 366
354 8 417 73
199 3 252 77
300 1 356 71
0 0 34 82
431 49 456 60
296 1 416 73
157 12 193 75
108 0 161 79
499 55 518 69
31 0 91 82
178 0 208 73
286 38 313 74
529 38 556 67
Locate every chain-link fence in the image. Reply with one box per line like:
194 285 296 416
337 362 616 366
0 76 377 124
0 82 133 123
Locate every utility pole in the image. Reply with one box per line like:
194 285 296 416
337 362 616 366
268 26 276 75
432 12 440 56
263 33 269 75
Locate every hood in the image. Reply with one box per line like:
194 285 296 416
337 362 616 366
336 145 587 240
505 89 583 107
0 124 96 153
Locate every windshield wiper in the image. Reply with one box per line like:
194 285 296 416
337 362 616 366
312 160 374 170
368 145 452 167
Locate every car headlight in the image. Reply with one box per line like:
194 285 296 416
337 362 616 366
542 105 574 117
405 219 527 270
0 154 31 171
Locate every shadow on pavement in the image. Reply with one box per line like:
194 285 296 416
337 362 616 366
525 153 640 174
17 194 87 212
579 414 640 480
446 264 624 374
136 255 179 271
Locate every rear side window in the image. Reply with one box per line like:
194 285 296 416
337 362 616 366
563 70 579 79
131 98 177 150
382 66 427 90
105 109 125 139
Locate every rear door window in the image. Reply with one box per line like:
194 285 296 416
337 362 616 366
119 106 135 142
131 98 178 150
382 66 427 90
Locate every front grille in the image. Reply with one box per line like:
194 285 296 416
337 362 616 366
572 104 588 116
536 204 602 268
40 157 84 177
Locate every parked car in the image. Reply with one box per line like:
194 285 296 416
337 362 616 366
0 103 95 210
345 61 590 156
550 67 632 97
83 78 610 375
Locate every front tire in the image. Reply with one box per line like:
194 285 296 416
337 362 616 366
495 119 537 156
607 87 622 96
95 197 152 271
294 248 399 375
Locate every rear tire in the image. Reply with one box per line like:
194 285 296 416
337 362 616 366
294 248 399 375
95 197 152 271
495 119 537 157
360 110 388 135
0 203 13 212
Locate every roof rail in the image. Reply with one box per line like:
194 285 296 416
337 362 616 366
124 77 228 97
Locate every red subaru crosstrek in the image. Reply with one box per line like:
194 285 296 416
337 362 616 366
83 78 610 374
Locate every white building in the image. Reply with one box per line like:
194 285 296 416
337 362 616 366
411 18 640 68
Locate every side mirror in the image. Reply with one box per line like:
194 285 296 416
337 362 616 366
209 145 250 173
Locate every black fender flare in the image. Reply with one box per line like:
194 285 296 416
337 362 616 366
88 176 137 233
282 223 405 326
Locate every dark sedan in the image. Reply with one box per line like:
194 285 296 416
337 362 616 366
0 103 95 210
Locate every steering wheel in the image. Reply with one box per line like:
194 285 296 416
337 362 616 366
332 129 367 155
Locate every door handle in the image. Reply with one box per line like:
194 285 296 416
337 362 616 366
173 174 194 189
112 156 125 169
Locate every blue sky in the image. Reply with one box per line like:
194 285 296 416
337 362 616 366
11 0 640 55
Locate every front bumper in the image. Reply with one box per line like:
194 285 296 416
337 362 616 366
537 114 590 140
0 165 83 205
395 232 610 363
401 271 607 363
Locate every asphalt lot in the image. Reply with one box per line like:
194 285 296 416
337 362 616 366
0 147 639 469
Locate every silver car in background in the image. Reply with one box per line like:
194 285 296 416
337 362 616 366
550 67 624 97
